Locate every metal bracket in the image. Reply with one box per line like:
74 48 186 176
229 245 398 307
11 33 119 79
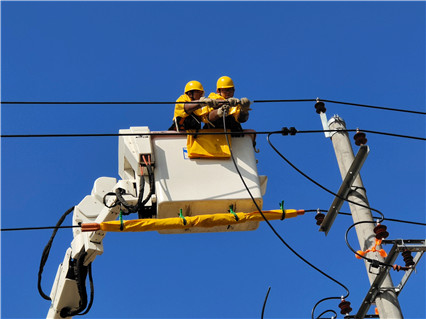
319 112 332 138
319 145 370 235
353 239 425 318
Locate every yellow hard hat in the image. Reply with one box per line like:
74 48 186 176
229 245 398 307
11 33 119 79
216 76 234 89
184 80 204 93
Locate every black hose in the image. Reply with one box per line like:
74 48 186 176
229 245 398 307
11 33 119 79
79 262 94 315
140 163 154 207
60 252 89 317
38 206 75 300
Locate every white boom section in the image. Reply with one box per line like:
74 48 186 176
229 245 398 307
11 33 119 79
47 127 267 318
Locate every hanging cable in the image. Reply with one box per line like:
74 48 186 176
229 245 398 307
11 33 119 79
221 112 350 319
312 297 339 319
59 252 93 317
267 133 385 222
261 287 271 319
345 221 394 268
38 206 75 300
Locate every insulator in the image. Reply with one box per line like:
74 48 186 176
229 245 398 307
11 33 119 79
315 212 325 225
338 299 352 315
373 223 389 240
354 131 367 146
402 250 415 267
314 101 326 114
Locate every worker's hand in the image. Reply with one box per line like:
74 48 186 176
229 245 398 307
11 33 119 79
227 97 240 107
199 97 219 109
217 105 229 118
240 97 252 113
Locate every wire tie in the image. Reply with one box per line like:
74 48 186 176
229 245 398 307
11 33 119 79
229 205 239 221
119 211 124 231
179 209 187 226
280 201 286 220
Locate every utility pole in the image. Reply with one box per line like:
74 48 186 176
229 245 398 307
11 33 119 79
328 115 403 319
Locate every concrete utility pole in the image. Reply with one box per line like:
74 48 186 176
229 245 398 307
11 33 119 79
328 115 403 319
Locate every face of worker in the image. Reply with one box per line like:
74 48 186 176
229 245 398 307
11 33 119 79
217 88 235 99
187 90 204 101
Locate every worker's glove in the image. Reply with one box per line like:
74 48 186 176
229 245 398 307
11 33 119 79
199 97 219 109
217 105 229 118
240 97 252 113
227 97 240 107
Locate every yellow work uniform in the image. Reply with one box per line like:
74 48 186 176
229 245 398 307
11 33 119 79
207 92 242 122
169 94 210 131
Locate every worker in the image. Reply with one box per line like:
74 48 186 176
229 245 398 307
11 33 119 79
169 80 218 131
205 76 251 133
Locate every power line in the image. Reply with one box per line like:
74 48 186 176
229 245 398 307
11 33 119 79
320 99 426 115
1 225 80 232
305 210 426 227
1 98 424 115
2 211 423 232
1 128 425 141
297 129 426 141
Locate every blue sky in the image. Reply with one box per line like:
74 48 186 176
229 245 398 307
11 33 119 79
1 1 425 318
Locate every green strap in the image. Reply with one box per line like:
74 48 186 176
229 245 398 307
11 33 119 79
229 205 239 221
179 209 187 226
279 201 286 220
119 211 124 231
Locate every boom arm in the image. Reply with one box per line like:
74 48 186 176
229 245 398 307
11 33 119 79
47 177 139 318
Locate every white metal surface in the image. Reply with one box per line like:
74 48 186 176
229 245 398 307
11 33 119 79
152 131 264 233
47 127 267 317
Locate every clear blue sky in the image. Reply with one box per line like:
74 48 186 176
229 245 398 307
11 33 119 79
1 1 425 318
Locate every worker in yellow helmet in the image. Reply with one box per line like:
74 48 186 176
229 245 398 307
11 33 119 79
169 80 218 131
205 76 251 133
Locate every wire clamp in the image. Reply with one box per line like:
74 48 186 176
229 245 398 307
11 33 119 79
281 127 297 136
179 209 187 226
279 201 286 220
119 211 124 231
229 205 239 221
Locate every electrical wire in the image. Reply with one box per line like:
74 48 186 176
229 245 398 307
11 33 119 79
2 210 423 233
1 98 424 115
312 297 339 319
261 287 271 319
220 112 350 319
319 99 426 115
344 221 394 268
267 133 385 222
316 309 337 319
1 225 80 232
2 128 424 141
266 134 413 269
305 209 426 227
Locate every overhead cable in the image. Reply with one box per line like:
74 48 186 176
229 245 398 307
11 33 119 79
1 98 424 115
1 128 425 141
3 212 424 233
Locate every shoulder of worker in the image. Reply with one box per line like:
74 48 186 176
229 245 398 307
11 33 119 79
208 92 225 100
176 94 191 102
